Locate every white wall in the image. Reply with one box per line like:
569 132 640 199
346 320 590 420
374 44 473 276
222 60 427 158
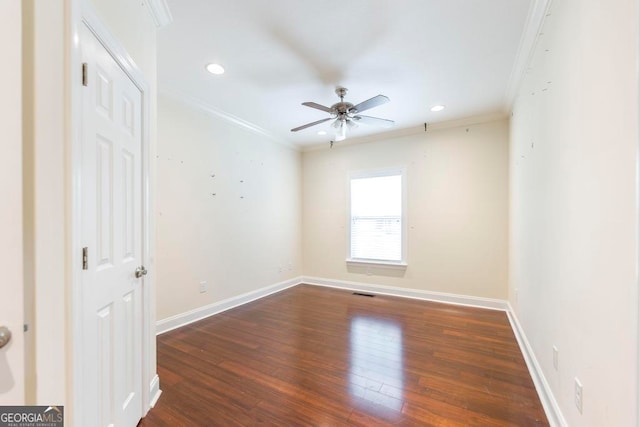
0 0 24 405
156 95 303 321
21 0 67 406
510 0 639 425
302 120 509 299
87 0 156 76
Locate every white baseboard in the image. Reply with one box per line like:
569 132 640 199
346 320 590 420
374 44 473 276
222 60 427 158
149 374 162 408
506 304 566 427
155 276 302 334
301 276 509 311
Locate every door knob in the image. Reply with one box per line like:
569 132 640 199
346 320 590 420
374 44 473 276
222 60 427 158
0 326 11 349
135 266 148 278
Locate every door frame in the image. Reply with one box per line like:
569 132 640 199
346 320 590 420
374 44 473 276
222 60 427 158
70 3 157 424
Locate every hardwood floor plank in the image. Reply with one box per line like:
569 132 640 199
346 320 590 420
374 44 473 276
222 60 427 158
139 285 548 426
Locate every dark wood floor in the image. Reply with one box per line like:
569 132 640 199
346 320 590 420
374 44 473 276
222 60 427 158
139 284 548 426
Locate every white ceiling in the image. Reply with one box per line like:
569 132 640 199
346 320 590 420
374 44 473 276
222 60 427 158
158 0 533 148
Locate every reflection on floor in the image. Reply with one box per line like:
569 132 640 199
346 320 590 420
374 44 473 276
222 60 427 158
350 316 404 412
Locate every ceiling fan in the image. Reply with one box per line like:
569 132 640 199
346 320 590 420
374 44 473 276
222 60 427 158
291 87 394 141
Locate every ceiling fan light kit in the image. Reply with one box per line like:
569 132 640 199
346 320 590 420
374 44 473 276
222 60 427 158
291 87 395 142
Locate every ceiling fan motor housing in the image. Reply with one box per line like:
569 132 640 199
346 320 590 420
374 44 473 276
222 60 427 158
332 102 354 119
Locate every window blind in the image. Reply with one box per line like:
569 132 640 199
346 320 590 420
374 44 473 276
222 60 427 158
350 173 402 262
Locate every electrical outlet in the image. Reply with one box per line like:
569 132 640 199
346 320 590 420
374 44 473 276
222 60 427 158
288 263 293 271
552 346 558 370
199 281 208 294
514 288 519 301
574 378 583 413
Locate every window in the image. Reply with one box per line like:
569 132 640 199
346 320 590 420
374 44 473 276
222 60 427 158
349 169 405 264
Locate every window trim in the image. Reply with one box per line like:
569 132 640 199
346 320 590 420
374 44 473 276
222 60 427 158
346 167 407 266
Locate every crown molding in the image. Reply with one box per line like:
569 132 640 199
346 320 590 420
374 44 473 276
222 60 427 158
159 86 298 151
145 0 173 28
503 0 553 110
301 111 508 152
160 91 507 154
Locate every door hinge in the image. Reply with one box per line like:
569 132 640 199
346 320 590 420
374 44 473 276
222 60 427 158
82 247 88 270
82 62 88 86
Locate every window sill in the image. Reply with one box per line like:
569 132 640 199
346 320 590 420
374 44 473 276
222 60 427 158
346 259 408 269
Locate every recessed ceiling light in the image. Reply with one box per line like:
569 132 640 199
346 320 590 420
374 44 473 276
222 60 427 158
206 63 225 75
430 105 445 112
317 131 327 135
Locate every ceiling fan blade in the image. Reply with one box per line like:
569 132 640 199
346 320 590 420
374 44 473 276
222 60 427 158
302 102 334 113
290 117 333 132
353 115 395 128
349 95 390 114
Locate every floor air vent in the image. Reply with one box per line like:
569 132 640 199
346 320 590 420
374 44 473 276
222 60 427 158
352 292 375 297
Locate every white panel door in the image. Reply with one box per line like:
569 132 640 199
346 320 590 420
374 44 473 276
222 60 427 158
0 0 24 405
80 25 143 427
